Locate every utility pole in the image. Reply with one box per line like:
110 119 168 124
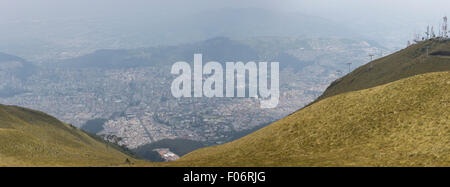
346 63 352 73
369 54 375 69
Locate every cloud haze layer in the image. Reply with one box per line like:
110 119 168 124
0 0 448 60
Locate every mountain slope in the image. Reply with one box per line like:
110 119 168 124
317 39 450 101
58 37 260 69
0 104 143 166
165 71 450 166
0 52 36 98
0 8 362 62
0 52 36 79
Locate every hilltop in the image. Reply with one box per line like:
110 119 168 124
0 52 36 79
317 39 450 101
0 52 37 98
164 71 450 166
57 37 261 69
0 104 145 166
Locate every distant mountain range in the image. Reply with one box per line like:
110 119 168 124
58 36 382 71
58 37 261 69
0 8 368 63
0 52 35 79
0 52 36 98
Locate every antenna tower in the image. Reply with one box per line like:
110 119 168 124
443 16 448 38
369 54 375 61
431 26 435 38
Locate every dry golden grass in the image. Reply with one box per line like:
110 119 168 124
1 62 449 167
318 39 450 101
0 105 149 167
161 71 450 167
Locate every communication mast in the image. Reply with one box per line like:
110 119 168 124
431 26 435 38
443 16 448 38
425 25 430 39
438 23 442 37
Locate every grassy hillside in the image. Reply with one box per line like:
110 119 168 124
317 39 450 101
164 71 450 166
0 104 146 166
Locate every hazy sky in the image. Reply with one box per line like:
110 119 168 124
0 0 448 59
1 0 448 20
1 0 447 37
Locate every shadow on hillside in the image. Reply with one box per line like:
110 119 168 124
430 51 450 56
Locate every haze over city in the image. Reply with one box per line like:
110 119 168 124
0 0 448 61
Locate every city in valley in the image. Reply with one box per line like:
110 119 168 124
0 37 384 153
